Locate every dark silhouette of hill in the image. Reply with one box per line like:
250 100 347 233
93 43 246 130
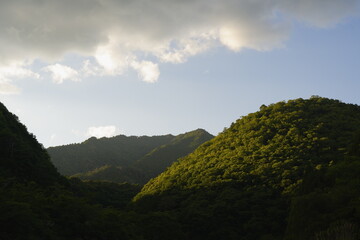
48 134 175 176
0 102 63 185
0 101 143 239
48 129 214 184
134 97 360 240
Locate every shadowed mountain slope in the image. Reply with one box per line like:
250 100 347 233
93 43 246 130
135 129 214 181
0 102 63 185
49 129 214 184
0 101 145 239
48 134 175 176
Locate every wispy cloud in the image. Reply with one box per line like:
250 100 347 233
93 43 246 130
43 64 80 84
0 0 358 93
0 82 21 95
0 64 39 94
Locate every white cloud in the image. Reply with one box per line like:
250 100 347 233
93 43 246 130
0 0 358 91
131 61 160 83
156 32 217 63
43 64 80 84
0 64 40 79
0 63 39 94
219 23 288 52
86 125 118 138
94 38 132 75
0 82 21 95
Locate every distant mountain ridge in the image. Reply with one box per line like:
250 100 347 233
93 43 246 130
48 134 175 175
48 129 214 184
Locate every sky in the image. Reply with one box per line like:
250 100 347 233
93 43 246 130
0 0 360 147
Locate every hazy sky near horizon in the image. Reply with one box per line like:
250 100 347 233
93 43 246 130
0 0 360 147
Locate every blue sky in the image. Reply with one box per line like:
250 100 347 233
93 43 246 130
0 0 359 147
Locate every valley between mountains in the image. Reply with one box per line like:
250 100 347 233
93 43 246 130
1 96 360 239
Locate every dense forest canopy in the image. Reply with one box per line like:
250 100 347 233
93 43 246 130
1 97 360 239
0 102 63 185
135 97 360 239
48 129 213 184
0 102 144 239
139 97 360 196
48 134 175 175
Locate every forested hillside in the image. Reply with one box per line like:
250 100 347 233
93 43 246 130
135 97 360 239
135 129 215 180
0 102 145 239
2 97 360 240
0 102 63 185
48 134 175 175
49 129 213 184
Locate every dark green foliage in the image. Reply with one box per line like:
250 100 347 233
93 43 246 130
139 97 360 196
0 101 215 240
314 221 359 240
0 178 143 240
3 97 360 239
48 134 175 176
135 97 360 239
0 102 143 239
72 165 146 184
285 138 360 240
49 129 213 184
135 129 214 181
68 178 142 209
0 102 64 185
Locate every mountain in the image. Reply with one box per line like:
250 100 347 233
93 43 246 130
135 129 214 181
3 97 360 240
134 97 360 240
0 101 143 239
49 129 214 184
48 134 175 176
0 102 63 185
72 165 146 183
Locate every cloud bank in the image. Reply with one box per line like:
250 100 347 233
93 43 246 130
0 0 358 93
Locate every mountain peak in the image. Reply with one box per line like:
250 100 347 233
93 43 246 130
133 97 360 239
